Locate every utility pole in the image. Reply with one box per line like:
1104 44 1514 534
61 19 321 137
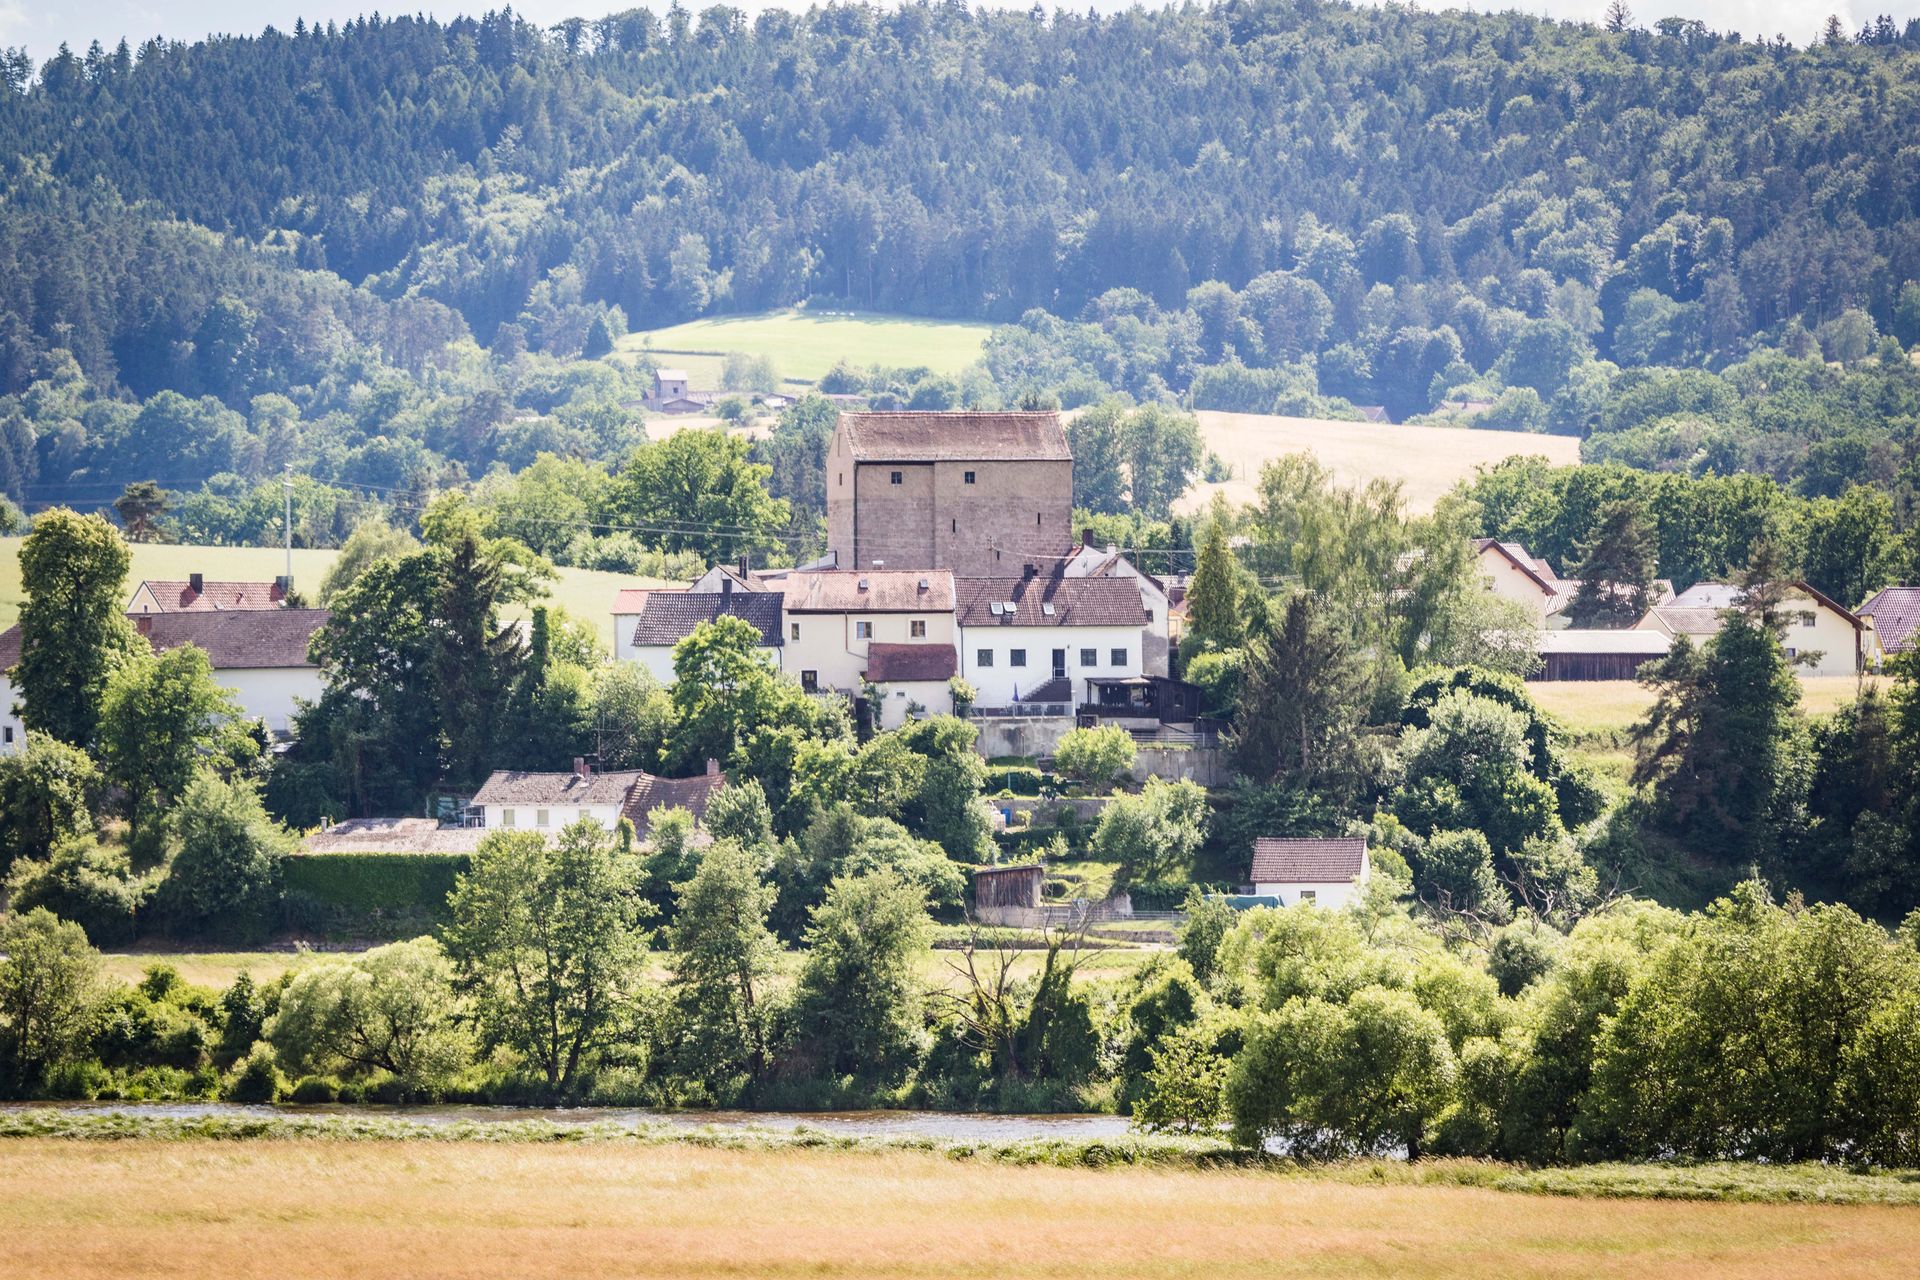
282 465 294 592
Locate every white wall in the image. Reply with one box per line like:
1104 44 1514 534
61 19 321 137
483 801 625 833
1062 549 1173 678
782 610 957 693
1476 546 1553 625
219 667 324 735
626 644 680 685
613 612 642 663
957 623 1143 707
0 675 22 756
873 678 954 729
1252 879 1364 909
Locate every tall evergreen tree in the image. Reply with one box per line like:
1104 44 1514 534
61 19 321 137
1567 500 1658 629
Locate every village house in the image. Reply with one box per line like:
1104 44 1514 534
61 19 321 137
864 642 959 729
1248 836 1371 908
0 627 22 754
1061 533 1172 678
1636 581 1863 677
613 579 784 679
954 568 1149 711
825 410 1074 577
778 566 956 697
1473 538 1566 627
471 758 726 839
1857 587 1920 668
127 573 291 613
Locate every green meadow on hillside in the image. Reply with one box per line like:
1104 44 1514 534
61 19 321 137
620 308 993 388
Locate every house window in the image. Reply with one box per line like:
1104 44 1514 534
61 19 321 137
791 622 801 640
1111 648 1128 666
501 808 516 828
1010 649 1027 667
536 809 550 828
911 620 927 638
578 809 592 823
2 726 10 745
1036 512 1042 525
964 470 976 484
1800 611 1817 628
890 470 903 485
1080 647 1097 666
856 621 873 639
801 670 818 691
1299 889 1317 904
838 473 843 487
977 649 994 668
1146 608 1155 622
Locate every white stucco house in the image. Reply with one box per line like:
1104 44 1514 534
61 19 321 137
954 569 1149 710
1249 837 1371 909
471 760 725 840
613 583 784 683
1062 536 1172 677
779 569 956 696
0 626 23 754
1636 581 1863 677
134 609 329 735
864 641 959 729
1472 539 1565 626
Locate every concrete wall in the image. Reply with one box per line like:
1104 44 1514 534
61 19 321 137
971 715 1076 759
783 609 956 693
957 623 1142 707
1132 746 1230 787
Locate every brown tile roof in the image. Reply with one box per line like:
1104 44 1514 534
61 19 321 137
841 411 1071 462
955 573 1148 628
1250 837 1368 885
133 579 288 611
622 770 726 828
783 569 955 613
0 625 19 672
628 591 783 648
471 766 728 835
1860 587 1920 653
135 608 327 668
865 642 958 682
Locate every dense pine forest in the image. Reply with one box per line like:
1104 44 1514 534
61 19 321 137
2 1 1920 506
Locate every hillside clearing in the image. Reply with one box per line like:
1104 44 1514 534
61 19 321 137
620 308 993 386
3 1139 1917 1278
1532 675 1878 737
1178 412 1582 515
0 539 666 648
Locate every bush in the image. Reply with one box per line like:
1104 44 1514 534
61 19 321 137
4 835 150 946
289 1074 341 1103
222 1043 285 1102
156 775 294 943
1053 726 1138 789
281 852 472 929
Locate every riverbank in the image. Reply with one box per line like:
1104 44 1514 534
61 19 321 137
3 1134 1916 1280
6 1107 1920 1207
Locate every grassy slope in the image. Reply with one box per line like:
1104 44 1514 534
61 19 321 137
0 539 668 649
1179 411 1583 515
1532 676 1878 738
619 307 993 386
3 1138 1918 1278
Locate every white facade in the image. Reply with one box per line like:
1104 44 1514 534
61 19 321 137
481 800 625 834
1253 856 1371 909
872 678 954 729
220 666 325 735
0 673 21 756
957 623 1144 707
1475 542 1558 626
784 609 957 693
1637 585 1862 678
1061 545 1173 677
627 644 680 685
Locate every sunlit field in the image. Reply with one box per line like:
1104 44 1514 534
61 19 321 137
1177 411 1582 516
0 539 670 648
620 307 994 387
3 1138 1917 1279
1532 675 1881 737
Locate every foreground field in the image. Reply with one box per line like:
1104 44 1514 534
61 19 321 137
3 1138 1916 1279
1533 675 1879 737
0 539 666 648
621 307 993 387
1178 411 1582 515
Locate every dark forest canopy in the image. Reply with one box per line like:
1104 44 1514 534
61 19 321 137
3 2 1920 502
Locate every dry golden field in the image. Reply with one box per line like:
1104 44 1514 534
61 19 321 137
1176 411 1582 516
1532 675 1881 737
2 1139 1916 1279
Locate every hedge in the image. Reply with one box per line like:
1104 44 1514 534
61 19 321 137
281 853 471 935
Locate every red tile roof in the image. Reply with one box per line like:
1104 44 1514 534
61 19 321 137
865 642 958 682
955 573 1148 628
133 579 287 611
134 609 328 669
1250 837 1368 885
840 411 1071 462
784 569 955 613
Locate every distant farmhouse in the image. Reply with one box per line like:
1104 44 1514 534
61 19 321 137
1635 581 1862 678
1249 837 1371 908
826 411 1073 577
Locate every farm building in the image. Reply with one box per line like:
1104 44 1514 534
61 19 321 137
1857 587 1920 667
972 863 1046 927
1248 837 1370 908
128 573 292 613
1534 629 1672 681
1637 581 1862 677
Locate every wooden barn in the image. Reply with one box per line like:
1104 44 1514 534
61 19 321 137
972 863 1046 927
1534 629 1672 681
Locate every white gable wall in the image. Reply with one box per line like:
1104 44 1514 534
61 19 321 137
958 622 1143 707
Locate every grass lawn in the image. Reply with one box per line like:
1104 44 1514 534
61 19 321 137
0 538 669 649
1178 411 1582 515
4 1138 1918 1279
1532 675 1881 737
619 307 993 386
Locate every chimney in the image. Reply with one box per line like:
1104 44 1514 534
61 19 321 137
738 554 749 580
1081 528 1095 548
189 572 204 594
572 756 588 778
705 757 721 777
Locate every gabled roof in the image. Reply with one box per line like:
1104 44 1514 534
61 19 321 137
655 368 690 382
1250 837 1369 885
627 591 783 649
955 573 1148 628
131 579 288 612
1540 629 1672 655
865 642 958 682
613 587 652 614
0 625 19 672
471 766 727 835
1859 587 1920 653
1473 538 1557 594
840 411 1071 462
1660 582 1861 632
1644 606 1724 637
622 769 726 828
135 609 328 669
784 569 955 613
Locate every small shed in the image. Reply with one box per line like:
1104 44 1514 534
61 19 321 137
654 368 691 400
1534 629 1671 681
1249 837 1370 909
973 863 1046 927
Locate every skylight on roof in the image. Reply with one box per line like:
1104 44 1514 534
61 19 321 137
1042 603 1056 616
1004 602 1018 614
988 601 1004 615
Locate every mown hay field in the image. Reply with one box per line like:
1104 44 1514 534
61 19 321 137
1179 411 1582 515
3 1138 1917 1279
1532 675 1880 737
620 307 994 386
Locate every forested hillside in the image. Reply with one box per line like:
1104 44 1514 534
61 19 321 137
3 2 1920 504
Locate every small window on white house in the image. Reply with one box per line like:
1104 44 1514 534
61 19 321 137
1010 649 1027 667
856 621 873 639
2 726 10 744
1300 889 1317 904
535 809 551 827
890 471 903 485
1111 648 1128 666
501 808 516 828
911 620 927 638
791 622 801 640
1080 648 1097 666
801 671 818 691
965 470 976 484
977 649 994 668
1800 611 1817 628
579 809 592 823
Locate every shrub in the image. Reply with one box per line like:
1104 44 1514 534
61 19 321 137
156 774 294 943
4 834 150 946
281 853 472 923
1053 726 1138 789
289 1074 341 1104
222 1043 285 1102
